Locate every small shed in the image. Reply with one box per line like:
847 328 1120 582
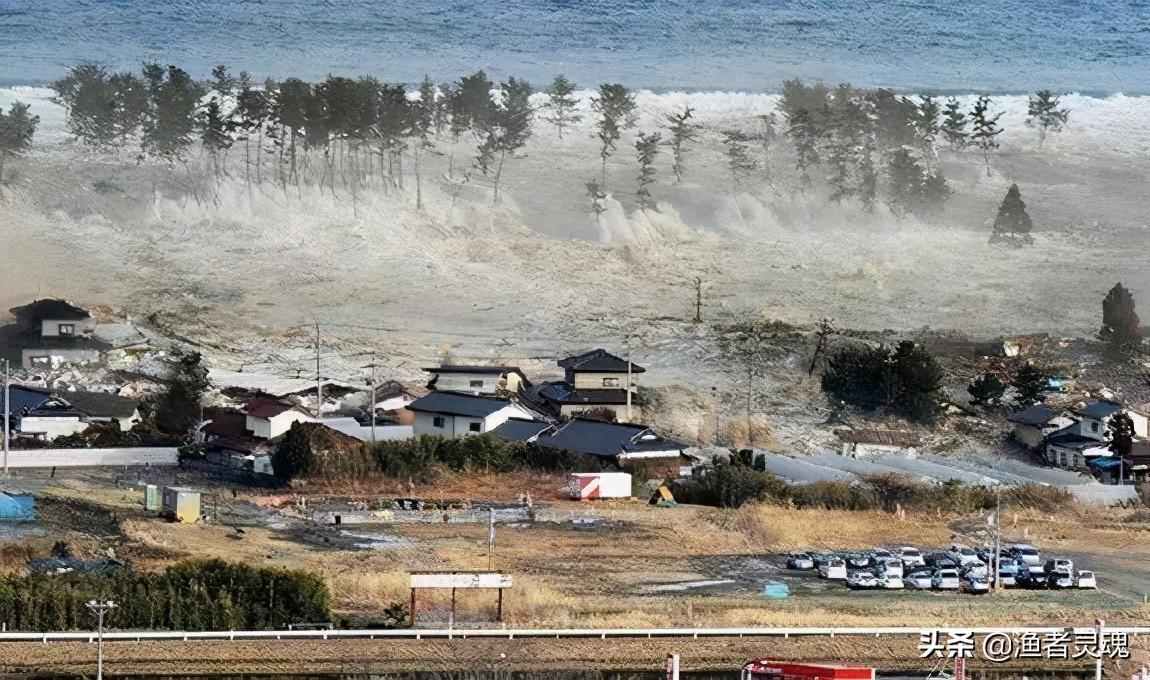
161 486 201 523
568 472 632 500
142 484 160 511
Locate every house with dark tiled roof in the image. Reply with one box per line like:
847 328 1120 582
5 299 110 370
406 391 541 438
490 418 551 443
1007 405 1074 450
534 418 685 463
1069 400 1149 442
537 348 644 421
16 389 140 440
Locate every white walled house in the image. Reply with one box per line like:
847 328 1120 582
407 392 539 438
1072 401 1149 441
422 365 530 396
1007 406 1075 450
244 402 314 439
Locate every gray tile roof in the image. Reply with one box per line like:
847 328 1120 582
1008 405 1059 426
536 418 683 459
557 349 646 374
407 391 513 418
1080 401 1123 419
490 418 551 442
53 391 139 419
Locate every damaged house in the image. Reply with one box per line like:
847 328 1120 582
536 349 644 421
4 300 110 370
1008 406 1075 450
16 390 141 441
422 365 530 396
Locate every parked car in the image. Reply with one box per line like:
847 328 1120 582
1043 558 1074 575
997 566 1018 588
879 574 905 589
947 544 983 567
846 571 879 590
846 553 872 569
819 558 847 580
879 558 904 578
786 552 815 570
905 570 934 589
1076 570 1097 589
1048 569 1075 589
899 546 926 568
925 551 957 569
871 548 895 560
812 552 835 569
933 568 961 590
1010 544 1041 566
961 572 990 594
1015 568 1047 589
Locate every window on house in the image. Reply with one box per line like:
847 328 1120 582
470 380 484 389
432 416 445 428
58 324 75 336
469 422 482 433
602 377 620 387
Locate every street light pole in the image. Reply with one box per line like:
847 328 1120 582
86 599 116 680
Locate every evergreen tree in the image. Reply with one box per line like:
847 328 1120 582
479 77 534 203
969 95 1003 177
821 340 943 423
867 89 919 151
885 147 926 217
824 84 865 203
721 130 757 187
197 97 232 178
1100 283 1141 348
1011 362 1049 405
663 105 700 184
1026 90 1070 149
915 95 941 170
141 64 205 161
155 348 210 436
856 139 878 212
272 421 313 480
50 64 120 146
373 83 411 191
455 70 496 137
586 179 608 230
967 373 1007 405
757 112 779 180
408 76 439 208
1107 411 1136 463
0 101 39 185
787 108 820 186
990 183 1033 244
234 72 270 187
589 83 637 186
940 97 968 150
271 78 311 185
542 74 581 140
634 131 661 210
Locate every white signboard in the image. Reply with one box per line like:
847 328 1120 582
409 573 513 589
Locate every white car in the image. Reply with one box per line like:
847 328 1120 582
1044 558 1074 575
1049 569 1075 589
819 558 847 580
1076 570 1097 589
948 544 983 567
846 571 879 589
880 558 904 578
899 546 925 568
961 573 990 594
905 571 934 589
879 574 905 589
1011 544 1041 566
997 569 1017 588
933 568 961 590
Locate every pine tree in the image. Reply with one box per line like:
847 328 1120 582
916 95 941 170
412 76 438 209
787 108 819 186
234 72 270 187
940 97 967 150
1026 90 1070 149
0 101 39 185
590 83 637 186
155 348 210 435
272 422 313 480
885 148 925 217
967 373 1007 405
856 139 878 212
634 131 661 210
990 183 1033 244
824 84 865 203
969 95 1003 177
50 64 120 146
757 112 778 180
721 130 757 187
1011 362 1049 405
1108 411 1136 462
542 74 581 140
197 97 232 178
1100 283 1141 348
663 105 700 184
480 77 534 203
141 64 205 162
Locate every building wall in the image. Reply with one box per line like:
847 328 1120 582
411 405 533 438
1045 444 1088 470
560 403 635 421
433 373 505 395
39 318 94 338
22 348 102 370
1075 412 1150 441
17 416 88 440
1012 424 1046 450
571 371 634 390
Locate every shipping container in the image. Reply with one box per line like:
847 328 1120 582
161 486 201 523
568 472 632 500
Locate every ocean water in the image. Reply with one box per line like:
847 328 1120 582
1 0 1150 94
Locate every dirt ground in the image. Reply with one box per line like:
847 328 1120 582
11 470 1149 632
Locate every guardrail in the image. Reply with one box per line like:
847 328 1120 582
1 625 1148 644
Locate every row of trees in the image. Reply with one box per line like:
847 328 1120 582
0 559 330 631
820 340 944 423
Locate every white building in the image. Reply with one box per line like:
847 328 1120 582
244 402 314 439
406 392 539 438
17 391 141 441
1071 401 1149 441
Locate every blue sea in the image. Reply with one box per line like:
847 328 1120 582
1 0 1150 94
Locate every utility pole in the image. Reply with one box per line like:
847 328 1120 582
692 276 703 323
314 321 323 418
369 356 377 447
993 487 1001 592
86 599 116 680
625 335 633 422
2 359 9 477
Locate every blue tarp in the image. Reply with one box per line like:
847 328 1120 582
0 493 35 520
762 581 790 599
1088 457 1122 470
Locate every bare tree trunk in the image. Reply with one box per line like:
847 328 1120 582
415 145 422 210
492 149 506 204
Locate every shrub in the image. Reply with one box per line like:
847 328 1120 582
672 461 788 509
789 480 877 510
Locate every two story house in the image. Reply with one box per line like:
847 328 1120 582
537 349 644 420
8 299 109 370
422 365 530 396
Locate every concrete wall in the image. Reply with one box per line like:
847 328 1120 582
4 447 178 468
17 416 88 440
246 411 311 439
39 318 94 338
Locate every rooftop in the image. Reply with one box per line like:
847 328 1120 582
9 299 91 322
406 391 514 418
1080 401 1125 419
490 418 552 442
244 401 300 419
422 365 525 375
536 418 683 459
537 382 630 405
1008 405 1060 426
558 348 645 374
54 391 140 419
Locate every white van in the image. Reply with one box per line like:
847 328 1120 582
933 568 960 590
819 558 847 580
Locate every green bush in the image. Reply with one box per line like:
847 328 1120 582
0 558 330 632
672 460 789 508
